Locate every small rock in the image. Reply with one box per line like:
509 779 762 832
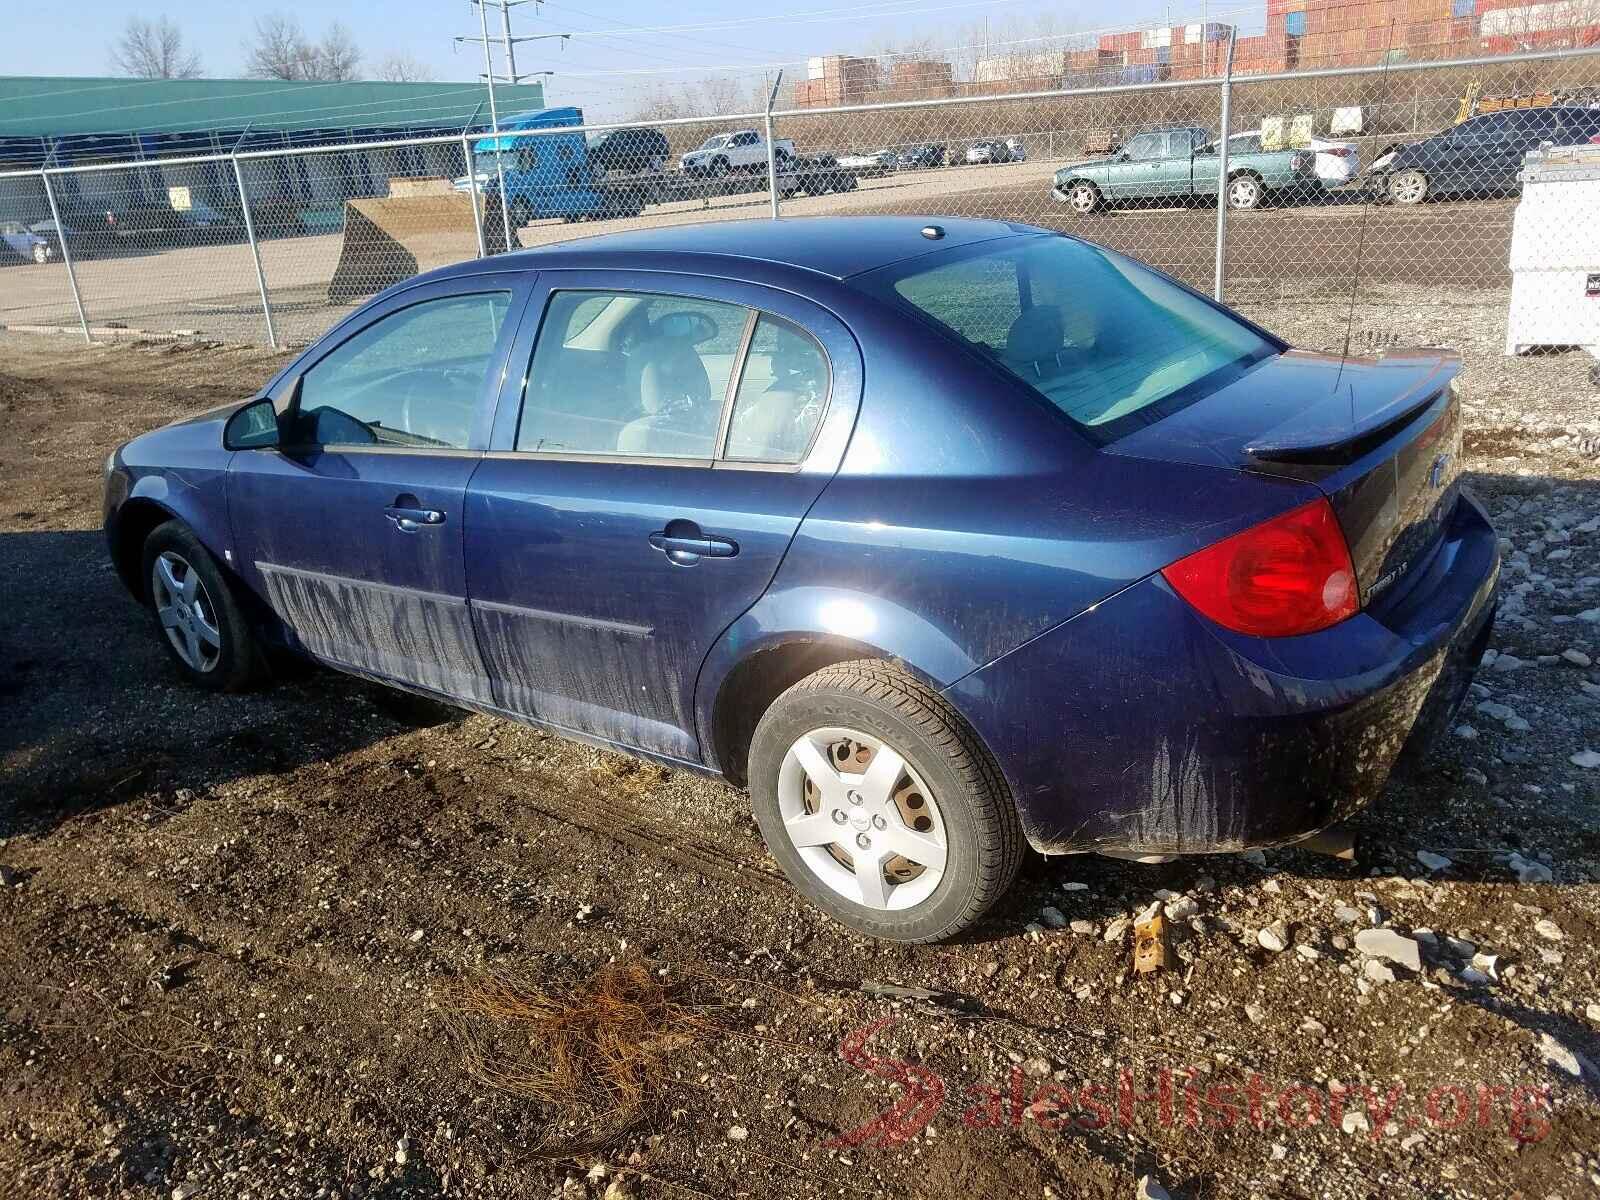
1534 919 1564 942
1415 850 1452 873
1134 900 1162 925
1562 648 1593 667
408 929 424 943
1463 767 1488 785
1040 906 1068 929
1507 852 1553 884
1401 1132 1426 1151
172 1186 204 1200
1240 849 1267 867
394 1137 413 1166
1300 1016 1327 1037
1469 951 1501 981
1244 1003 1268 1024
726 1125 749 1142
1355 928 1422 971
603 1180 636 1200
1539 1033 1584 1079
1168 991 1185 1007
1585 1002 1600 1025
1257 922 1289 953
1164 896 1199 922
0 865 18 888
1022 1056 1052 1077
1333 904 1361 924
1102 917 1131 943
1363 959 1396 985
982 960 1000 978
1458 967 1491 986
1135 1176 1173 1200
1061 881 1089 892
1341 1109 1370 1135
1069 919 1097 936
1570 750 1600 769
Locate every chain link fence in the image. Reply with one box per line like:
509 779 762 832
2 46 1597 387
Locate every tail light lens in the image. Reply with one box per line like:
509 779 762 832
1162 498 1359 638
1325 146 1352 157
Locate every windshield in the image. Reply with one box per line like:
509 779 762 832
473 147 520 171
873 235 1277 442
697 135 731 150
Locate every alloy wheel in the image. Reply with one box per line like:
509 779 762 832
1069 183 1098 214
151 550 222 672
1389 169 1428 205
1227 177 1262 210
777 726 947 911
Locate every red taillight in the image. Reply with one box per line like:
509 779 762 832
1162 498 1359 638
1325 146 1352 157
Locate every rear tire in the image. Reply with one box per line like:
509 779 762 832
141 521 266 692
1226 173 1264 210
748 660 1024 942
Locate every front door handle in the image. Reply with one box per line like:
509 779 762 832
385 505 445 533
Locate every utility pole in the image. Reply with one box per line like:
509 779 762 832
454 0 569 254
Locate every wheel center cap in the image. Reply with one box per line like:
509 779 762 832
848 809 871 832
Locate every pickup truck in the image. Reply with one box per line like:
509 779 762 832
1051 126 1316 214
680 129 796 178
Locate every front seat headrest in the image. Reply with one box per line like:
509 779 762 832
1005 305 1065 365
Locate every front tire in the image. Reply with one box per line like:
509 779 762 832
748 661 1024 942
142 521 265 692
1064 180 1102 215
1388 168 1429 205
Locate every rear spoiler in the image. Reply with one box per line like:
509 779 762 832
1244 350 1460 466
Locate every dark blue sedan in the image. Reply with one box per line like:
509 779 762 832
104 217 1498 941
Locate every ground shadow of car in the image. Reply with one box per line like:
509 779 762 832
0 529 462 842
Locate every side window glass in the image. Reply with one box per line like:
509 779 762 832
294 292 510 449
1125 134 1161 160
517 290 751 458
725 316 829 463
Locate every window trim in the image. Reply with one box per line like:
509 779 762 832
510 286 834 470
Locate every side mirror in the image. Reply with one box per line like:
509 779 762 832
224 397 282 450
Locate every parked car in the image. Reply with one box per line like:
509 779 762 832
1052 126 1317 213
586 126 670 180
966 138 1023 164
104 216 1497 942
1368 105 1600 204
680 129 796 177
836 149 897 176
780 153 860 197
896 142 947 169
0 219 55 264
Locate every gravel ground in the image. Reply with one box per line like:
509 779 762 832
2 324 1599 1200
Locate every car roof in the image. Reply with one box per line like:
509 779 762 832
457 216 1039 283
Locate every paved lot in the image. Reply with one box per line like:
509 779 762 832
0 156 1518 347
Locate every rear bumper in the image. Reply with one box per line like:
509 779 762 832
945 490 1499 855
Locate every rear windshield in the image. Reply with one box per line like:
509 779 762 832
872 235 1277 443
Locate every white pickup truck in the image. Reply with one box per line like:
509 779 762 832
680 129 796 177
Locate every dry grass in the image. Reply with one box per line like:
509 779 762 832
448 956 725 1142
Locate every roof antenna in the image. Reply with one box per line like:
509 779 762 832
1335 18 1399 396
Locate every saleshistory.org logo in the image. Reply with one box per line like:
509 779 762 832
826 1019 1554 1149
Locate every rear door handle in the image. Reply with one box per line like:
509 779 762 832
385 505 445 533
649 526 739 565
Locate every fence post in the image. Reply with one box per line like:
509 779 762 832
1212 29 1238 303
463 134 487 258
40 170 91 344
765 70 786 220
231 156 279 351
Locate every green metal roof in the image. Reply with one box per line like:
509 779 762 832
0 75 547 139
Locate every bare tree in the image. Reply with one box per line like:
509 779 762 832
109 15 203 79
318 21 362 82
696 75 743 116
243 12 363 81
375 53 434 83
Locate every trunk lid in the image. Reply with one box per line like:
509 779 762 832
1108 348 1464 608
